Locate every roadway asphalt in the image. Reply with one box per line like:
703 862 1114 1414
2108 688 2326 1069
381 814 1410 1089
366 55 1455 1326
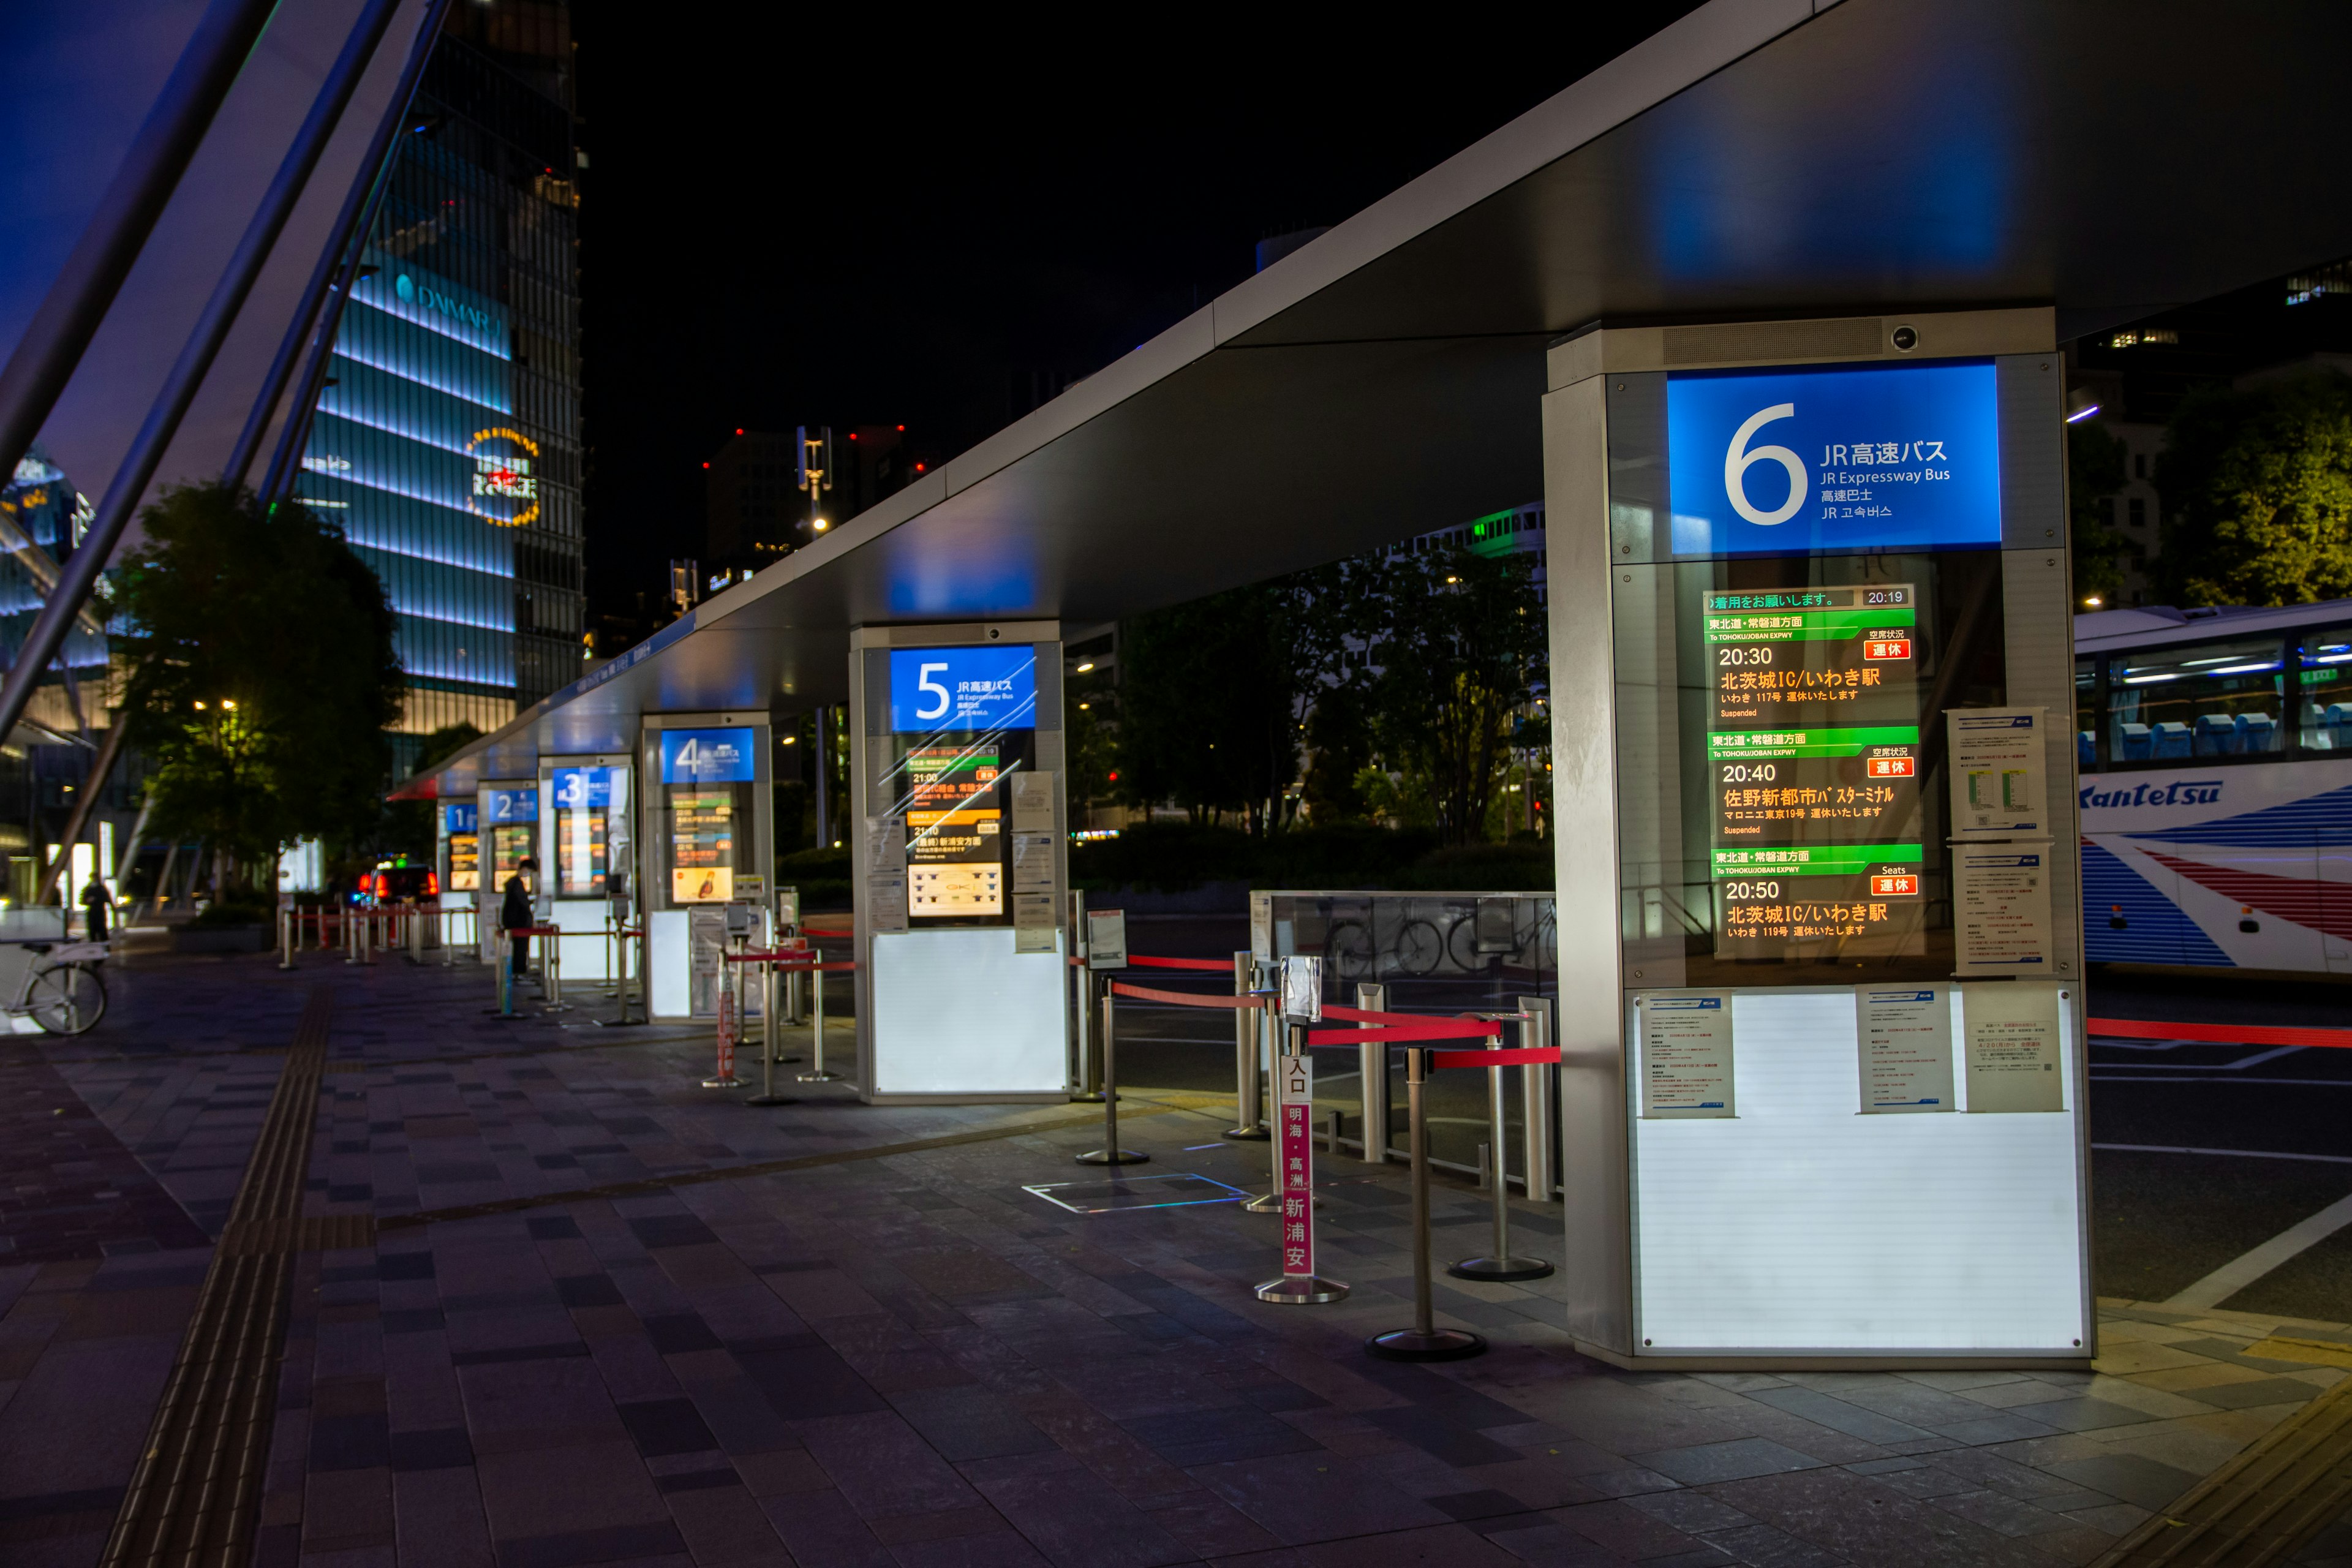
1096 916 2352 1322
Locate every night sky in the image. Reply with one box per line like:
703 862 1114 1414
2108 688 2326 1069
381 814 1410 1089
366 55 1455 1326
572 11 1702 616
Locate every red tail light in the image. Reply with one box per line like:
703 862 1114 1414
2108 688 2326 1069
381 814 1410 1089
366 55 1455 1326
426 872 439 897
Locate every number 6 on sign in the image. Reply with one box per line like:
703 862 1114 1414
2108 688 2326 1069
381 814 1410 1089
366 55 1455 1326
1725 402 1806 527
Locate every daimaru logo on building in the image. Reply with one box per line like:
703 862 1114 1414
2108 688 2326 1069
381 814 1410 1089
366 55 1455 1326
1665 360 2002 557
391 271 498 333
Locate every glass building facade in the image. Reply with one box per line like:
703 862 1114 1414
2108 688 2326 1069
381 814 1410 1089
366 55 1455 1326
293 14 582 772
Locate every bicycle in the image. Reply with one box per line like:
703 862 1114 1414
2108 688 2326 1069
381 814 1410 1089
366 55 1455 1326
2 938 108 1035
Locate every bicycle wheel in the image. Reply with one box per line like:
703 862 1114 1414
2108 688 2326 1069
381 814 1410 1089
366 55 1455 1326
1393 919 1444 976
1326 920 1374 981
1446 916 1483 974
28 963 105 1035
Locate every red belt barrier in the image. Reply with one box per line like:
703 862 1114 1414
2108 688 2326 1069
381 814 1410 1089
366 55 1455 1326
1109 981 1258 1009
1125 954 1231 971
2088 1017 2352 1051
1306 1020 1504 1046
1432 1046 1562 1070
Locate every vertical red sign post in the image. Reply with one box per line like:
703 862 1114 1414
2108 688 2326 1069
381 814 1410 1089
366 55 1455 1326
704 962 741 1088
1256 958 1348 1306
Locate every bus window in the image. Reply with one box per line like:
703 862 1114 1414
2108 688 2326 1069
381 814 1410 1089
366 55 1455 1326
2076 655 2099 769
2106 636 2285 763
2298 629 2352 749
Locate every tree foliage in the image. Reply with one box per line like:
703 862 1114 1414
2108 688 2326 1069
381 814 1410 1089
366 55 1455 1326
1115 564 1356 832
113 483 404 883
1363 545 1545 845
1113 543 1546 845
2067 420 2130 602
2158 372 2352 606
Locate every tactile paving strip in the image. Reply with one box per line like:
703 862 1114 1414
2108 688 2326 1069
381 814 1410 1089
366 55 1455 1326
100 984 333 1568
2093 1373 2352 1567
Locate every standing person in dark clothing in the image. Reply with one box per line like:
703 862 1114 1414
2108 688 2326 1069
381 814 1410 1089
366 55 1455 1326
79 872 111 943
501 856 537 979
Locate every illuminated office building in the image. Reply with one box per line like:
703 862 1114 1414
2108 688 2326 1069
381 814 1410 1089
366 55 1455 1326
292 7 582 769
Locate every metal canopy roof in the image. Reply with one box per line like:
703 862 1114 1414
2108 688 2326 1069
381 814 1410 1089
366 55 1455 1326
409 0 2352 798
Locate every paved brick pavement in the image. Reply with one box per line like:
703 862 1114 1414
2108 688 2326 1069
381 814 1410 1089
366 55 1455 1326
1 943 2348 1567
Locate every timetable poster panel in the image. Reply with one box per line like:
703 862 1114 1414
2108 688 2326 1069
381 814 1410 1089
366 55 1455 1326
1855 986 1955 1113
1706 584 1920 728
1640 993 1735 1118
1961 982 2066 1113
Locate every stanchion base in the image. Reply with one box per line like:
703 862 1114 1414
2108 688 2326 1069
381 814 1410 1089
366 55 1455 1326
1242 1190 1324 1213
1223 1125 1272 1141
796 1069 842 1083
1446 1256 1555 1283
1254 1274 1349 1305
590 1017 647 1028
480 1009 524 1020
1365 1327 1487 1362
742 1093 798 1106
1073 1148 1149 1166
1068 1091 1107 1103
701 1076 745 1088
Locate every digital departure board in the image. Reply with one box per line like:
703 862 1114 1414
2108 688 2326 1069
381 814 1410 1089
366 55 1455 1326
1707 585 1917 725
904 746 1006 918
1704 589 1928 959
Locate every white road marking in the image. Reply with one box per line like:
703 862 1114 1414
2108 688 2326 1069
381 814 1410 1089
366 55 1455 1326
2089 1044 2308 1071
2165 1189 2352 1311
2095 1142 2352 1166
2091 1075 2352 1087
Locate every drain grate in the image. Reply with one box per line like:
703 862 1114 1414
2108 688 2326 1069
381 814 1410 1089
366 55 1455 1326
2094 1373 2352 1567
101 984 333 1568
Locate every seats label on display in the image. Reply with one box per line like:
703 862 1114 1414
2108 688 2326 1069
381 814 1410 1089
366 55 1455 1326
1855 987 1954 1113
1640 993 1736 1118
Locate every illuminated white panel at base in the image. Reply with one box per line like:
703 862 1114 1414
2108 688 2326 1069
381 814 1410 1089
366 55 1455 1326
547 899 617 982
872 927 1065 1096
1632 988 2085 1354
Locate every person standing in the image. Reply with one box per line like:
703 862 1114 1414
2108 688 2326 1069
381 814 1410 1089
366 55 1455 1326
501 856 538 980
80 872 111 943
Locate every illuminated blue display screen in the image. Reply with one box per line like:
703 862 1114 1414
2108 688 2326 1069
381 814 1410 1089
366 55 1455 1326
888 647 1038 733
660 728 756 783
486 788 536 823
1666 360 2001 557
551 766 615 809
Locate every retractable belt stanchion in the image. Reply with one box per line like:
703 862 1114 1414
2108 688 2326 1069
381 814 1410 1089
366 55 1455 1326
536 922 568 1013
742 948 796 1106
1243 987 1291 1213
797 942 840 1082
597 919 648 1027
703 933 746 1088
1368 1046 1485 1362
277 906 295 970
1225 950 1267 1139
408 905 425 963
1357 981 1388 1163
485 927 522 1019
1449 1012 1554 1283
1075 974 1146 1166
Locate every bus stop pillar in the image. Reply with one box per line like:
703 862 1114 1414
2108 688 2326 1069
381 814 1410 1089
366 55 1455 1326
1542 309 2091 1370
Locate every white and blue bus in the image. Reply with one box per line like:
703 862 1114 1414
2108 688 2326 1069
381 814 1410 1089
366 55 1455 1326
2079 598 2352 974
